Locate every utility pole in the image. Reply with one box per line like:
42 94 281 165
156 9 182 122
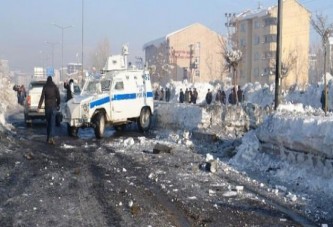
224 13 236 44
81 0 84 82
53 23 72 80
45 41 59 68
275 0 282 110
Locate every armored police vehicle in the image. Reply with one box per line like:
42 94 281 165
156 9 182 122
62 45 154 138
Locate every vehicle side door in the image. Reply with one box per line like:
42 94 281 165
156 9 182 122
111 79 128 121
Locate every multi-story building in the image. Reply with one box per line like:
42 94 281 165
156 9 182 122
233 0 310 89
143 23 226 85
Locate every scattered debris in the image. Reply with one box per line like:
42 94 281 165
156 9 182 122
153 143 172 154
199 160 218 173
235 185 244 193
222 191 238 197
24 152 34 160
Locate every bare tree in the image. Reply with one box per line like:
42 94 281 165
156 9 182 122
309 43 324 84
90 38 111 70
269 49 297 90
311 13 333 114
218 35 242 103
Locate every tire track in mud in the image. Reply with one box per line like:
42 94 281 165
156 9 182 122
88 148 194 227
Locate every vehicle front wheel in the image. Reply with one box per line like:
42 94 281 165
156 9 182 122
138 107 151 132
94 112 105 139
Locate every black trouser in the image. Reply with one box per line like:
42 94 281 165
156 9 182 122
45 107 57 141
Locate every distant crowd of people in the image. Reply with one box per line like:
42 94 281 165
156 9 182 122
205 86 243 105
178 88 198 104
180 86 243 105
154 87 171 102
13 84 26 105
154 85 244 106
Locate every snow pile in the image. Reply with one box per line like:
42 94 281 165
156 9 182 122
0 75 17 132
256 104 333 158
230 130 333 198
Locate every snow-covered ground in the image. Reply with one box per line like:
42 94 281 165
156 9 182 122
2 74 333 224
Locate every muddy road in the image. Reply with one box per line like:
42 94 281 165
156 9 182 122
0 111 316 226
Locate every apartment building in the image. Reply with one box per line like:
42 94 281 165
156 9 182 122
234 0 310 89
143 23 225 85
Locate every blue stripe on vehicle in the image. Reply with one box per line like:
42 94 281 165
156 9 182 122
112 93 136 100
90 96 110 108
112 92 153 101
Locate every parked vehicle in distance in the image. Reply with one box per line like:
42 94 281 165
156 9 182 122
24 79 64 127
24 80 47 126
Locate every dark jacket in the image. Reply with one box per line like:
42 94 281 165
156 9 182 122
179 91 185 103
237 89 244 103
64 80 74 101
321 89 326 110
205 91 213 104
38 76 60 110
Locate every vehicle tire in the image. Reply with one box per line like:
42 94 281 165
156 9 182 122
138 107 151 132
67 123 78 137
94 112 105 139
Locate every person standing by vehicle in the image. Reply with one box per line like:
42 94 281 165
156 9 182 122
38 76 60 144
64 79 74 101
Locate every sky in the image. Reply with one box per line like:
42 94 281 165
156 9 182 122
0 0 333 73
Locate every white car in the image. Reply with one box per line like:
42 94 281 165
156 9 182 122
24 80 47 126
24 80 63 127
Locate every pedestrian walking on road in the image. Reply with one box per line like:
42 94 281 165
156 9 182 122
38 76 61 144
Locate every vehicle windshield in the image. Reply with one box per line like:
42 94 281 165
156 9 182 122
82 79 111 95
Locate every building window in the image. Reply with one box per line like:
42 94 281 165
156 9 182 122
254 20 260 29
240 39 246 47
264 51 276 59
240 23 246 32
254 36 260 45
253 68 259 76
264 17 277 27
262 67 274 76
254 52 259 61
264 34 277 43
195 69 200 77
183 68 188 80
